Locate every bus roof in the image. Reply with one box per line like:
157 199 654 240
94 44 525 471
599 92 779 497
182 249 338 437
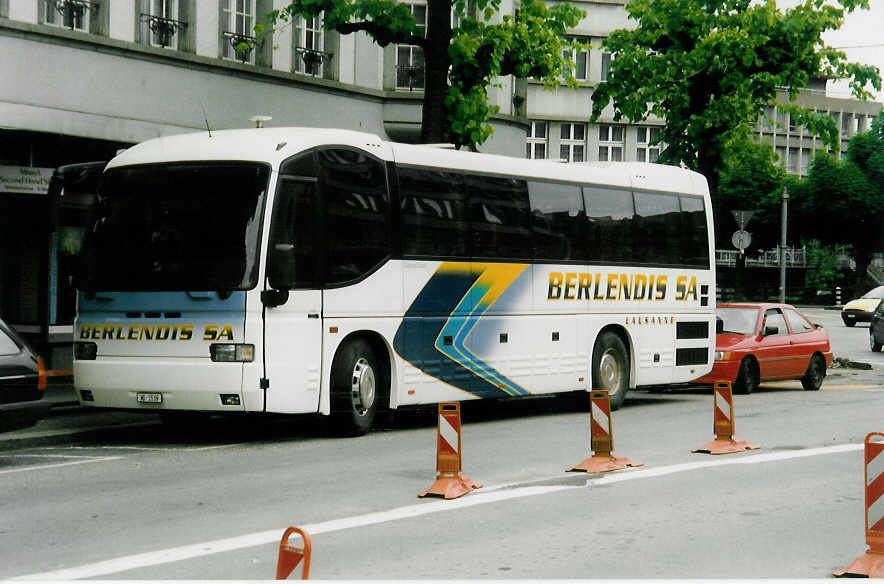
107 127 708 196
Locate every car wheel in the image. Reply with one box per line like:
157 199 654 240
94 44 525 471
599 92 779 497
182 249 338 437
871 332 883 353
592 331 629 410
801 354 826 391
733 358 758 395
330 338 380 436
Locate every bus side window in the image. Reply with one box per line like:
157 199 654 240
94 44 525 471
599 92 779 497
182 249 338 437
634 191 681 266
528 181 584 262
679 195 710 268
267 177 318 289
583 186 634 264
467 174 531 261
318 148 390 284
398 166 468 258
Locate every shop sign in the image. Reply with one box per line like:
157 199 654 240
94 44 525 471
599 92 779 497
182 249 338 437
0 165 54 195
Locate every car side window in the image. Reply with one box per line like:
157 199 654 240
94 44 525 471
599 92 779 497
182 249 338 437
0 328 21 355
763 309 788 336
784 308 814 333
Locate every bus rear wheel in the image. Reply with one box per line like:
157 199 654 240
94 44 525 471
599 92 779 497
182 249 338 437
330 339 379 436
592 332 629 410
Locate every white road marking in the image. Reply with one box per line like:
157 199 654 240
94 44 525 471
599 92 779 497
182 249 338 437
12 442 865 581
0 456 121 476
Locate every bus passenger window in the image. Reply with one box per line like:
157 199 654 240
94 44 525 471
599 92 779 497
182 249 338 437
398 167 468 258
583 186 634 264
318 149 391 284
679 195 710 268
634 191 681 265
467 175 531 261
528 181 584 261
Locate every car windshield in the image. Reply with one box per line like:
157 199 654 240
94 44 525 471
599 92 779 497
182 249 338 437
79 162 269 292
862 286 884 299
716 307 758 335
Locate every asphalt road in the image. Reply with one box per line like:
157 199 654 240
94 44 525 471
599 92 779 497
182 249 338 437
1 305 882 579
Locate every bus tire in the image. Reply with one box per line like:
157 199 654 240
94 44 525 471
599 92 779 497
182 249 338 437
329 339 379 436
592 332 629 410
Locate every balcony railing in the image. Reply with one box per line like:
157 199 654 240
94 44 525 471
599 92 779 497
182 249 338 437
141 13 187 48
716 247 807 268
295 47 332 76
50 0 99 30
224 31 257 63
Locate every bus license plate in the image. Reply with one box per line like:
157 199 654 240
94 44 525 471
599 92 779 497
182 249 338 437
137 392 163 404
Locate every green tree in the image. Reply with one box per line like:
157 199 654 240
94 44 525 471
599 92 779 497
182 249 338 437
793 146 883 295
589 0 881 227
258 0 584 149
717 133 785 249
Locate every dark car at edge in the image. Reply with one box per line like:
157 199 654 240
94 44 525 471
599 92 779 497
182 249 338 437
0 317 49 432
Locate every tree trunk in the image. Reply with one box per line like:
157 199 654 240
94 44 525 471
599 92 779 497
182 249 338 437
421 0 452 144
853 247 872 298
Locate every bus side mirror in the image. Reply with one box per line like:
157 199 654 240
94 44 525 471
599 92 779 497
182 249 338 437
261 288 289 307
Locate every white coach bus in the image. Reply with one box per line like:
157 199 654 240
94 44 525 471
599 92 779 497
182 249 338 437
73 127 715 435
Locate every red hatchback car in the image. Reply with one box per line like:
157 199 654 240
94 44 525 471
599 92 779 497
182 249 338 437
694 303 833 394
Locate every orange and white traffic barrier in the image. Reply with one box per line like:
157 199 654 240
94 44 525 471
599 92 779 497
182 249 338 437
693 381 758 455
835 433 884 577
568 390 642 473
276 526 311 580
418 402 482 499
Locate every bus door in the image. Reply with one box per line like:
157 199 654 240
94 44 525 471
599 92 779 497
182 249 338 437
261 165 323 414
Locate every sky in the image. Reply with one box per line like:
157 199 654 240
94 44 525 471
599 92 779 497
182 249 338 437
781 0 884 102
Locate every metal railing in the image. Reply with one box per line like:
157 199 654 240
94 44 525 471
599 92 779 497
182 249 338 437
716 247 807 268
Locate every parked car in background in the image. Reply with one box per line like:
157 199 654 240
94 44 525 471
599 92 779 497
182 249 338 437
842 285 884 327
0 316 48 432
694 303 833 394
871 299 884 352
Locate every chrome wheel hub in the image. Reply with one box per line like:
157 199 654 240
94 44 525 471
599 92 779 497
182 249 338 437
599 350 623 394
351 358 376 416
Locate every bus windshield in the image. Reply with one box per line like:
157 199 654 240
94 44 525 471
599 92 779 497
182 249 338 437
80 162 269 292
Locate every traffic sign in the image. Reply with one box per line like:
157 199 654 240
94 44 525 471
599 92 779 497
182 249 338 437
732 230 752 251
731 210 754 230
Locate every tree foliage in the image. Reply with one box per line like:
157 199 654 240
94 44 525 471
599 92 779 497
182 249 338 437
258 0 584 149
790 118 884 292
589 0 881 212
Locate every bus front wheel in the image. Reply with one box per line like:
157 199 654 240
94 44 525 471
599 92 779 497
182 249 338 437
592 332 629 410
330 339 379 436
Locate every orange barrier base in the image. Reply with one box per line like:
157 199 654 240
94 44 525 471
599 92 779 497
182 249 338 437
418 472 482 499
693 438 759 455
834 550 884 577
567 454 642 474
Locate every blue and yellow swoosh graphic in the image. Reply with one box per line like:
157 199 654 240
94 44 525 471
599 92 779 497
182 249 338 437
393 262 531 398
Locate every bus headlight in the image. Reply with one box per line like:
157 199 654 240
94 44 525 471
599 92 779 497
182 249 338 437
714 351 734 361
75 342 98 360
210 343 255 362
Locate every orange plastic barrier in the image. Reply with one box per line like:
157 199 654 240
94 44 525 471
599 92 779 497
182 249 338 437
568 390 642 473
835 433 884 577
418 402 482 499
693 381 758 455
276 526 312 580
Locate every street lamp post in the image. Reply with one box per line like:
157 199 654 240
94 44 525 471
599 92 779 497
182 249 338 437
779 187 789 303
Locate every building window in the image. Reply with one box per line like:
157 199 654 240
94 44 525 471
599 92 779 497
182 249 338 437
563 37 589 81
396 2 426 90
598 125 623 161
222 0 256 63
636 126 661 163
294 14 325 76
44 0 90 31
601 52 614 81
527 121 547 159
560 123 586 162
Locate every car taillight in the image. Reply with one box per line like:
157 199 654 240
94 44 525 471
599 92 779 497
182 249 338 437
37 356 47 391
